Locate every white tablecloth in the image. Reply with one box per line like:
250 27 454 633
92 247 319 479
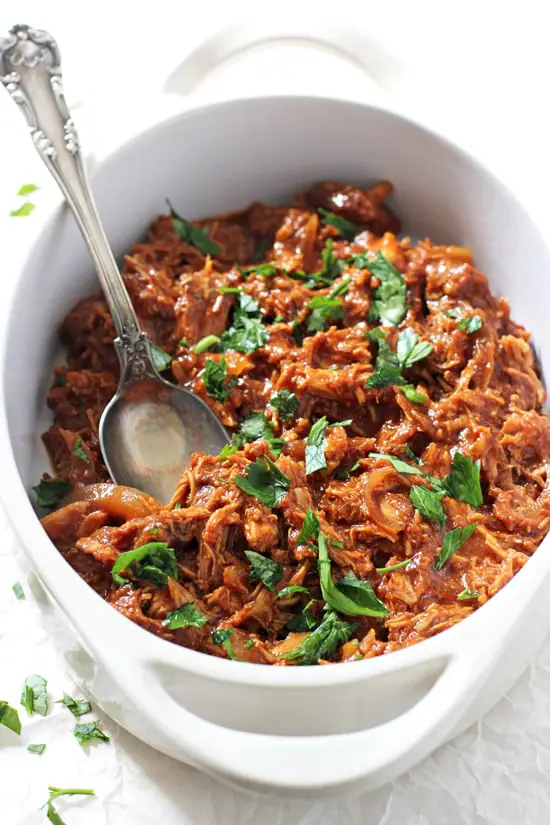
2 3 550 823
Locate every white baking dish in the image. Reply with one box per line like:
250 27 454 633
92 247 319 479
2 91 550 799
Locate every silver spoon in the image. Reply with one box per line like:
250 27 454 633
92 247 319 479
0 25 229 504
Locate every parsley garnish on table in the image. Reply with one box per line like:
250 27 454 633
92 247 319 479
73 721 110 746
367 252 407 326
245 550 283 591
43 786 95 824
56 693 92 717
202 355 237 402
111 542 179 587
167 199 221 255
27 743 46 755
234 456 291 507
21 674 48 717
0 701 21 735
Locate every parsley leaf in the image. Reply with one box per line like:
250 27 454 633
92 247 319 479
17 183 39 196
305 417 328 475
365 329 403 388
282 609 356 665
43 787 95 825
245 550 283 591
163 603 208 629
220 291 269 354
167 200 221 255
367 252 407 326
234 457 291 507
307 296 343 332
270 389 299 421
318 208 359 240
221 411 284 458
286 599 319 632
369 452 424 475
0 701 21 735
71 437 89 464
435 524 477 570
335 459 361 480
111 542 179 587
409 485 446 528
149 340 172 372
211 628 241 660
240 262 277 277
442 453 483 507
445 308 461 319
21 674 48 717
10 201 36 217
400 384 429 404
12 581 25 600
33 476 70 508
397 328 433 369
296 508 321 545
318 535 388 617
73 721 110 746
56 693 91 717
191 335 220 354
458 587 480 600
404 444 424 465
375 559 412 574
277 585 310 598
458 316 483 334
27 743 46 754
202 355 237 402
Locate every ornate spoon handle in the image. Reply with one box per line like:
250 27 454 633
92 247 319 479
0 24 142 346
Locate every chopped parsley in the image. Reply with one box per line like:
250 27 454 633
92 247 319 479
192 335 220 354
17 183 39 196
163 603 208 630
296 508 321 545
167 200 221 255
277 585 310 598
318 208 359 239
43 786 95 823
435 524 477 570
211 628 240 660
317 534 388 617
442 453 483 507
73 721 110 746
270 389 300 421
245 550 283 591
369 452 424 475
286 599 318 632
375 559 412 574
111 542 179 587
33 476 70 508
400 384 429 404
220 411 284 458
396 328 433 369
458 315 483 334
0 701 21 735
56 693 92 717
244 639 255 648
367 252 407 326
71 437 89 464
458 587 480 600
149 340 172 372
12 581 25 600
306 276 350 332
234 456 291 507
27 743 46 755
202 355 237 402
409 485 447 528
10 201 36 217
241 262 277 277
282 609 356 665
335 459 361 480
366 328 431 396
220 291 269 354
305 417 328 475
21 674 48 717
445 308 461 319
404 444 424 465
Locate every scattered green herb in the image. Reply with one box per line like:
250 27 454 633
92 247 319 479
397 328 433 369
367 252 407 326
318 208 359 239
241 262 278 277
56 693 91 717
17 183 39 196
245 550 283 592
375 559 412 574
0 701 21 735
43 786 95 824
458 587 480 600
234 456 291 508
220 291 269 354
192 335 220 354
10 202 36 217
305 417 328 475
270 389 300 421
318 535 388 617
27 743 46 754
409 485 447 528
70 437 89 464
296 508 321 545
12 581 25 600
167 200 221 255
282 609 356 665
335 459 361 480
220 411 284 458
277 585 310 599
163 603 208 630
179 337 189 347
33 476 70 508
149 340 172 372
369 452 423 475
435 524 477 570
202 355 237 402
404 444 424 465
73 721 110 746
211 628 241 660
442 453 483 507
244 639 255 648
286 599 318 632
111 542 179 587
21 674 48 717
445 308 461 319
400 384 429 404
457 315 483 334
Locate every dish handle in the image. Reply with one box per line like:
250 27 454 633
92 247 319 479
107 639 495 795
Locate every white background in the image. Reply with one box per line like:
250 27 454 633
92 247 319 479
2 2 550 823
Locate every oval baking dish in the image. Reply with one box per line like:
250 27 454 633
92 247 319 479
2 95 550 798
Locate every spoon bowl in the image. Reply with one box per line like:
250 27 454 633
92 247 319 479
0 25 229 502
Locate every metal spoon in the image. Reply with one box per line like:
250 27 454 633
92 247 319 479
0 25 229 504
